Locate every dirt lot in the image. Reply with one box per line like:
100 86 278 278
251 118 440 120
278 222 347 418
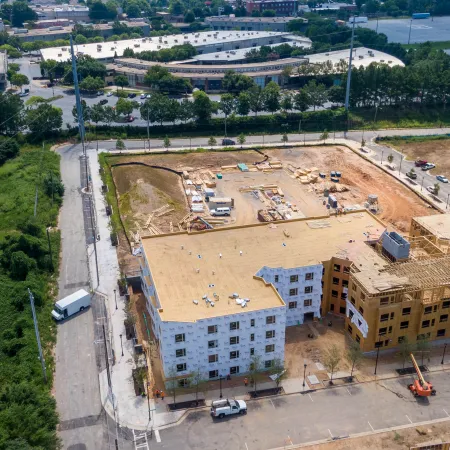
309 422 450 450
385 137 450 177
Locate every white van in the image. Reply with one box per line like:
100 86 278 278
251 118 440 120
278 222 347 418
210 207 231 216
52 289 91 321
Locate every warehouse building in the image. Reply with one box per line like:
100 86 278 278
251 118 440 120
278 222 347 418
40 30 294 63
138 210 387 384
246 0 300 16
205 16 308 32
32 5 90 22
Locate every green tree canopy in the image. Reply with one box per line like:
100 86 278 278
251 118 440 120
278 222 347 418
26 104 63 138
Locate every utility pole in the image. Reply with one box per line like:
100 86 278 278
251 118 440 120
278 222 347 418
46 228 54 272
146 105 150 151
89 195 100 287
70 35 88 191
408 19 413 45
102 323 112 391
344 18 356 112
29 289 48 384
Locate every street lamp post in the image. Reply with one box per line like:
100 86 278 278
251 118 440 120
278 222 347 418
408 19 413 45
381 150 384 165
114 289 117 310
374 334 382 375
398 155 403 176
421 176 425 191
219 376 224 398
442 344 447 365
303 363 307 389
446 193 450 209
120 333 124 357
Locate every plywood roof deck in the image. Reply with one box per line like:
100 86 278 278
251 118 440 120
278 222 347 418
141 211 387 322
414 214 450 241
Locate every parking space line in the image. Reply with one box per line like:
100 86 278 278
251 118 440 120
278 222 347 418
308 394 313 402
244 442 249 450
444 409 450 417
155 429 161 443
368 421 374 431
328 429 333 438
269 399 275 409
406 415 413 424
346 388 352 396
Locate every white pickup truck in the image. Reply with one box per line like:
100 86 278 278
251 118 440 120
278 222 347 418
210 399 247 419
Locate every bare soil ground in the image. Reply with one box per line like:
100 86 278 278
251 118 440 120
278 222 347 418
309 422 450 450
386 138 450 176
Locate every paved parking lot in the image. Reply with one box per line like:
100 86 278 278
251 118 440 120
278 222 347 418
157 371 450 450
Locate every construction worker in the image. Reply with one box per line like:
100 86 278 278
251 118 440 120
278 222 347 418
160 391 165 400
155 389 160 398
244 377 248 387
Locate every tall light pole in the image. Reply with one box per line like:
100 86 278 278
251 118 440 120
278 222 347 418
374 334 382 375
408 19 413 45
446 193 450 209
344 18 356 112
441 344 447 365
303 363 307 389
120 333 124 357
114 289 118 310
380 150 384 165
219 376 224 398
398 155 404 175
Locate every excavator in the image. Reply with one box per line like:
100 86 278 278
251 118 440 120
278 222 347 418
408 353 436 397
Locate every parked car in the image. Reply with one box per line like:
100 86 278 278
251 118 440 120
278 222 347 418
126 115 135 122
415 159 427 167
99 99 108 105
128 93 136 98
436 175 449 183
96 91 104 96
406 171 417 180
210 399 247 419
107 91 113 97
422 163 436 171
146 94 151 99
140 93 146 99
222 138 235 146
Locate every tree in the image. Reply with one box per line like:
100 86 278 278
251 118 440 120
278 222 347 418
281 133 288 145
72 99 90 123
89 104 104 150
184 10 195 22
10 73 29 92
11 1 37 27
408 168 415 177
26 104 62 137
0 138 19 165
303 80 328 111
398 336 414 369
192 90 216 122
387 154 394 164
103 105 116 126
166 366 180 404
208 136 217 148
323 344 341 384
10 251 37 280
163 135 171 151
263 81 280 114
248 354 265 395
237 133 246 148
190 368 207 405
280 92 293 113
237 91 251 116
79 75 104 93
89 1 116 20
75 34 88 45
320 130 329 143
262 9 276 16
346 341 364 379
115 98 134 118
114 74 129 92
270 358 288 390
247 85 264 116
433 183 440 195
416 334 431 366
0 92 23 135
220 93 235 137
222 70 255 94
178 98 194 123
361 137 366 148
116 138 125 150
126 2 141 18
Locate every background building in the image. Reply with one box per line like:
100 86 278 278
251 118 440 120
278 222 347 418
32 5 90 22
0 50 7 92
246 0 299 16
205 16 308 32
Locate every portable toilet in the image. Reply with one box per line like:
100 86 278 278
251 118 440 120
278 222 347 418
328 195 338 208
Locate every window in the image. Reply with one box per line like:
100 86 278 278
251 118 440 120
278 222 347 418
266 330 275 339
375 341 383 348
380 297 389 306
176 363 187 372
443 300 450 309
178 378 188 387
402 307 411 316
208 354 218 363
349 310 354 319
304 286 313 294
305 272 314 280
332 290 338 298
424 306 432 315
352 283 357 292
330 304 335 311
250 348 254 356
361 293 366 301
265 344 275 353
390 312 395 320
380 313 389 322
274 275 279 283
347 324 353 334
250 319 255 327
432 319 435 326
437 329 446 337
208 325 217 334
230 321 240 330
440 314 448 323
266 316 276 324
265 360 274 368
398 336 405 343
388 326 392 333
343 266 350 274
378 327 387 336
289 288 298 296
351 296 356 305
290 275 298 283
400 321 409 329
342 280 349 288
340 306 346 314
304 299 312 307
332 277 340 285
209 370 218 379
176 349 186 358
289 301 297 309
230 366 239 375
230 336 240 345
333 264 341 272
422 320 430 328
359 306 364 315
175 333 185 343
230 350 239 359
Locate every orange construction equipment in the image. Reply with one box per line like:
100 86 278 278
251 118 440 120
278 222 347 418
408 353 436 397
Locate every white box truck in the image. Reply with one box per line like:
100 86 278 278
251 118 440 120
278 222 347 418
52 289 91 320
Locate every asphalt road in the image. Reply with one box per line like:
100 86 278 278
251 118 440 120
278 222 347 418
157 371 450 450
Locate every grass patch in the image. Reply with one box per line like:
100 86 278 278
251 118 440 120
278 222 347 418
379 134 450 146
0 142 62 449
402 40 450 50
